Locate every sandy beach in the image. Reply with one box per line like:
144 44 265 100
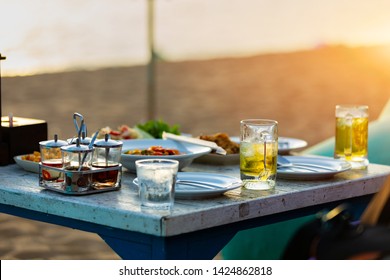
2 45 390 259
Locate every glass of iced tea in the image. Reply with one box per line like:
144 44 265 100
240 119 278 190
335 105 369 169
39 134 68 188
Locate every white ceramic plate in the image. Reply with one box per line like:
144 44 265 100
277 156 352 180
14 155 40 173
193 153 239 165
121 139 212 173
193 136 239 165
278 137 308 154
195 136 308 165
133 172 242 199
231 136 308 154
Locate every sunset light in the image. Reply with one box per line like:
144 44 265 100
2 0 390 76
3 0 390 268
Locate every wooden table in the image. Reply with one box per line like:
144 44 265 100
0 161 389 259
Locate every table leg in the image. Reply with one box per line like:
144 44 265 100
0 203 237 260
100 227 237 260
0 194 374 260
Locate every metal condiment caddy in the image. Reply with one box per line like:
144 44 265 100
38 112 123 195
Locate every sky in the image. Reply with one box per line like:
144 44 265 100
1 0 390 76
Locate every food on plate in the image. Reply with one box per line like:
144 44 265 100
136 119 180 139
97 120 179 140
124 146 181 156
199 133 239 154
21 151 41 162
97 125 141 140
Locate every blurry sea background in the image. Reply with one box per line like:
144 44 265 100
3 0 390 76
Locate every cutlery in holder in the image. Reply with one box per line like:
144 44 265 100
39 163 122 195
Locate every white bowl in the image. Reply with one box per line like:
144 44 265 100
120 139 212 172
14 155 40 173
194 153 239 165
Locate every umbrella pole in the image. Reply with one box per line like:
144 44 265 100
0 54 6 139
147 0 156 120
0 54 8 165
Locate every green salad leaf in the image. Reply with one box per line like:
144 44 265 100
136 119 180 139
132 126 154 139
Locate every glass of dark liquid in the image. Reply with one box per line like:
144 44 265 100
92 134 123 189
39 134 68 188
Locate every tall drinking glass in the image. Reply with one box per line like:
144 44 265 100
335 105 369 169
240 119 278 190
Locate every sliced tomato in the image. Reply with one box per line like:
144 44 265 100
151 146 163 152
42 170 51 180
109 130 121 136
120 125 130 132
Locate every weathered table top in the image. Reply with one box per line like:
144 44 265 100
1 161 390 238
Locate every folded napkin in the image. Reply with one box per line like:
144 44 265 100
162 132 227 155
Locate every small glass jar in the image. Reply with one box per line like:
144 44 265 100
39 134 68 188
61 139 93 192
92 134 123 188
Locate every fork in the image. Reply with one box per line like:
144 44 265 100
277 155 336 172
176 180 228 189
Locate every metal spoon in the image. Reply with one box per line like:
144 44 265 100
77 130 99 171
73 112 84 139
